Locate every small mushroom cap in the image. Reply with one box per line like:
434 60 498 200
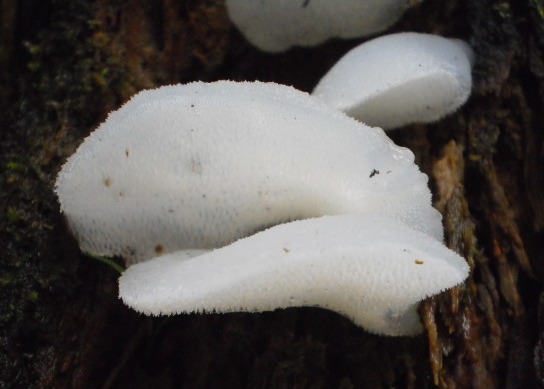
225 0 423 52
312 32 475 129
119 214 469 336
55 81 442 264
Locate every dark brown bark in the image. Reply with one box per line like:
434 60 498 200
1 0 544 388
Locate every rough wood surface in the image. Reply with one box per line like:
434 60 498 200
1 0 544 388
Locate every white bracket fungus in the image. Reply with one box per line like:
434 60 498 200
119 214 469 336
225 0 424 53
56 81 469 336
312 32 475 129
56 81 442 265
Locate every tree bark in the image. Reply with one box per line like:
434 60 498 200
1 0 543 388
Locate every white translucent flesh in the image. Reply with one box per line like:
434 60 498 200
313 33 474 129
119 215 469 336
225 0 419 52
55 81 442 264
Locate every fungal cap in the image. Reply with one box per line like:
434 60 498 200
225 0 424 52
312 32 475 129
119 214 469 336
55 81 442 264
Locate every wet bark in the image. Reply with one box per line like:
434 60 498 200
1 0 544 388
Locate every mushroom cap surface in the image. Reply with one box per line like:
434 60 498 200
225 0 421 52
312 32 475 129
119 214 469 336
55 81 442 264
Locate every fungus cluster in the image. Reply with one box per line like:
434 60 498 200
227 1 474 129
56 81 469 336
55 1 474 336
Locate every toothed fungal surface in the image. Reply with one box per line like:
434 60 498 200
313 33 474 129
119 214 468 336
55 81 442 264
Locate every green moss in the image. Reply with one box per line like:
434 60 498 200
0 1 110 385
0 274 12 288
492 2 512 18
6 161 25 172
27 290 39 303
533 0 544 19
20 0 110 133
6 207 22 224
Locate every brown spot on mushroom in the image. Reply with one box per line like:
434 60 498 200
155 244 165 254
125 148 130 157
123 246 136 258
415 259 424 265
283 247 290 253
103 177 112 187
190 158 202 174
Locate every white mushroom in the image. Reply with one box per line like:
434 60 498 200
312 32 475 129
225 0 424 53
56 80 470 334
119 214 469 336
55 81 443 265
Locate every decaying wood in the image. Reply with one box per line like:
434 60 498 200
1 0 544 388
